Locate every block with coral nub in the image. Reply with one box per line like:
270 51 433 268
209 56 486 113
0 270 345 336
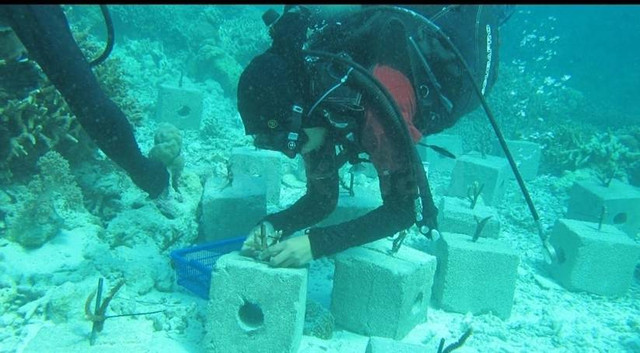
437 196 501 239
447 152 510 206
155 84 203 130
566 179 640 239
548 218 640 296
204 252 307 353
331 240 437 340
230 147 283 206
432 232 520 320
199 174 266 242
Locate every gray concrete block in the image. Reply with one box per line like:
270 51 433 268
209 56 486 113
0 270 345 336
332 240 437 339
566 179 640 239
200 174 266 242
548 218 640 296
447 152 510 206
205 252 307 353
316 193 380 227
155 84 203 130
432 233 520 320
230 147 283 206
438 196 501 239
417 133 463 173
491 139 541 181
366 336 428 353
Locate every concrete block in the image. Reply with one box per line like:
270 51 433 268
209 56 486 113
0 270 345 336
205 252 307 353
332 240 437 339
491 139 541 181
366 336 428 353
316 193 380 227
230 147 283 206
417 133 463 173
432 232 519 319
200 174 266 242
437 196 501 239
447 152 510 206
155 84 203 130
566 179 640 239
548 218 640 296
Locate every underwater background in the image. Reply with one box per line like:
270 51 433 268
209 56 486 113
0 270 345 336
0 5 638 353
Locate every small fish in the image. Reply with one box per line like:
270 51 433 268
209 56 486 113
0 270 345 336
418 143 456 159
0 27 27 64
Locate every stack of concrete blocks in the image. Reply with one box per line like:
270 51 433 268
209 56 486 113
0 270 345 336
437 196 501 239
200 174 266 242
547 218 640 296
331 240 437 339
447 151 510 206
432 233 520 319
230 147 283 206
366 336 428 353
316 192 381 227
566 179 640 239
417 133 464 173
490 139 542 181
204 252 307 353
156 83 203 130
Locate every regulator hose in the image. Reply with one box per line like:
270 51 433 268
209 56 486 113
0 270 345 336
365 5 558 263
89 5 114 67
302 49 438 231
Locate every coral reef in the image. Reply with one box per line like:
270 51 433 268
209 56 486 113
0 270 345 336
149 123 185 190
6 151 85 247
303 299 335 340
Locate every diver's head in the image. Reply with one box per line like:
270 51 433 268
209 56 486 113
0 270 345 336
237 51 326 158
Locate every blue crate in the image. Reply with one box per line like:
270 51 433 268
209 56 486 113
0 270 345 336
170 236 246 299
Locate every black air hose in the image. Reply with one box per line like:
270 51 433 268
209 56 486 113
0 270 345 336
89 5 114 67
302 50 438 223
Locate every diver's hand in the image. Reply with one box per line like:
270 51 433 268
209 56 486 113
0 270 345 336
240 221 276 258
265 235 312 268
130 158 170 199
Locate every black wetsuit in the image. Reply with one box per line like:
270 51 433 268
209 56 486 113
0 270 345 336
261 5 507 258
0 5 168 197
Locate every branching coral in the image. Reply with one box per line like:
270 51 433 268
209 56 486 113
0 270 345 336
6 151 84 247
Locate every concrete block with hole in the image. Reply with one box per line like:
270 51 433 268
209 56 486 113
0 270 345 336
417 133 463 173
204 251 307 353
447 152 510 206
547 218 640 296
432 232 519 320
366 336 428 353
200 174 266 242
230 147 283 206
491 139 542 181
316 193 380 227
437 196 501 239
331 240 437 339
566 179 640 239
156 83 203 130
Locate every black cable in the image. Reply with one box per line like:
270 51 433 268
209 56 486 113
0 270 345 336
89 5 114 67
369 5 558 263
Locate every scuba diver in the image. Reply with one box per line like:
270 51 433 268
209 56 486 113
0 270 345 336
0 5 169 198
237 5 515 267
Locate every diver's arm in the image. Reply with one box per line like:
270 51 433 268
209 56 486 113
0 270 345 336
262 141 339 236
2 5 168 197
306 169 416 259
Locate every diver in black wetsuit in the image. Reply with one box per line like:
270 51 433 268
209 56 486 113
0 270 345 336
0 5 168 198
236 5 514 267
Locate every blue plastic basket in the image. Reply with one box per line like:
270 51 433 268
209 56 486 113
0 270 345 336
170 236 246 299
